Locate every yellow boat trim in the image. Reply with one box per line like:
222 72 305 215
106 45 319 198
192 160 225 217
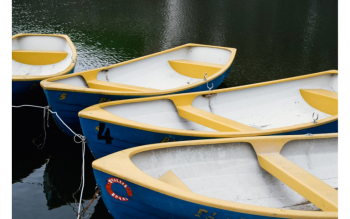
40 43 237 96
12 33 77 82
87 80 160 92
158 170 192 192
300 89 338 115
168 59 224 79
92 134 338 218
176 105 258 132
78 70 338 138
12 50 68 65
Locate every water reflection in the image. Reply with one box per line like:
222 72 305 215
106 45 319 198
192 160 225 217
43 153 96 210
13 0 337 86
12 106 49 183
13 106 99 217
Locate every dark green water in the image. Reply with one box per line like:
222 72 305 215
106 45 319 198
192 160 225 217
12 0 337 218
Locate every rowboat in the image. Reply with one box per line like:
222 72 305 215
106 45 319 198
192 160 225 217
92 133 338 219
41 44 237 136
79 70 338 159
12 34 77 102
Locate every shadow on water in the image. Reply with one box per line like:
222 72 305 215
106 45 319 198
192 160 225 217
12 96 49 183
13 104 112 217
43 151 95 210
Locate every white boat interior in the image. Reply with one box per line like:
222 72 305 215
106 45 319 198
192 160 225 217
131 137 338 210
103 73 337 131
12 35 74 76
53 46 233 90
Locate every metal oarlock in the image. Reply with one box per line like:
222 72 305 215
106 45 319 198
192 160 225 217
312 112 319 124
207 82 214 90
203 72 213 90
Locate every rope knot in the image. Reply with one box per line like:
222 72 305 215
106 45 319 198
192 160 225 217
74 134 86 144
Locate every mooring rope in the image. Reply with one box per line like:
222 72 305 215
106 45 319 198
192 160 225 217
12 104 88 219
78 187 100 216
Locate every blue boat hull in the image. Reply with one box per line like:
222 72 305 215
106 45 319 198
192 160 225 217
12 80 42 101
93 169 292 219
45 66 231 136
12 67 75 104
80 116 338 159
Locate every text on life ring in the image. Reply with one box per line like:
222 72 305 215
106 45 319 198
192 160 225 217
106 177 133 201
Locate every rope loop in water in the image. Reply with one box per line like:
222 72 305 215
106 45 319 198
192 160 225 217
12 104 89 218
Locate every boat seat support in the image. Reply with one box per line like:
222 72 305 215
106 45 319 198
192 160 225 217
12 50 68 65
300 89 338 115
176 105 259 132
169 59 224 79
158 170 192 192
258 153 338 212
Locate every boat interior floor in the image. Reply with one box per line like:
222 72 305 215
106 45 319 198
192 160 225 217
131 138 338 211
103 93 332 132
12 56 73 76
95 61 208 90
103 74 337 131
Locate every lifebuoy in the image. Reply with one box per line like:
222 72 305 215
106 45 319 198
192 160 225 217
106 177 133 201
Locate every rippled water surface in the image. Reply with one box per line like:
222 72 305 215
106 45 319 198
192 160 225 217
12 0 337 218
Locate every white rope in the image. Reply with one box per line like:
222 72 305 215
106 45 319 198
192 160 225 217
77 137 86 219
12 104 87 218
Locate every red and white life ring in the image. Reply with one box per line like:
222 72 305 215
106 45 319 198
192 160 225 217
106 177 133 201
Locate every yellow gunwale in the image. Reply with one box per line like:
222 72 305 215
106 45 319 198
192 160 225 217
40 43 237 95
78 70 338 138
92 134 338 218
12 33 77 82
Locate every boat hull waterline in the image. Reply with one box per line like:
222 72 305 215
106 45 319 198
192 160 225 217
79 70 338 159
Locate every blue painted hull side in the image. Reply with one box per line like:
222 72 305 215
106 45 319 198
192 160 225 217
79 117 204 158
274 120 338 135
80 117 338 159
94 169 285 219
12 79 42 100
12 67 75 102
44 89 131 136
46 65 232 136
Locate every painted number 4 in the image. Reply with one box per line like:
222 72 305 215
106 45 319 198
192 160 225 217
97 123 113 144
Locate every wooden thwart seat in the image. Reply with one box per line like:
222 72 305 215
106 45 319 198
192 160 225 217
158 170 192 192
300 89 338 115
176 105 258 132
87 80 160 92
258 153 338 211
168 59 225 79
12 50 68 65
